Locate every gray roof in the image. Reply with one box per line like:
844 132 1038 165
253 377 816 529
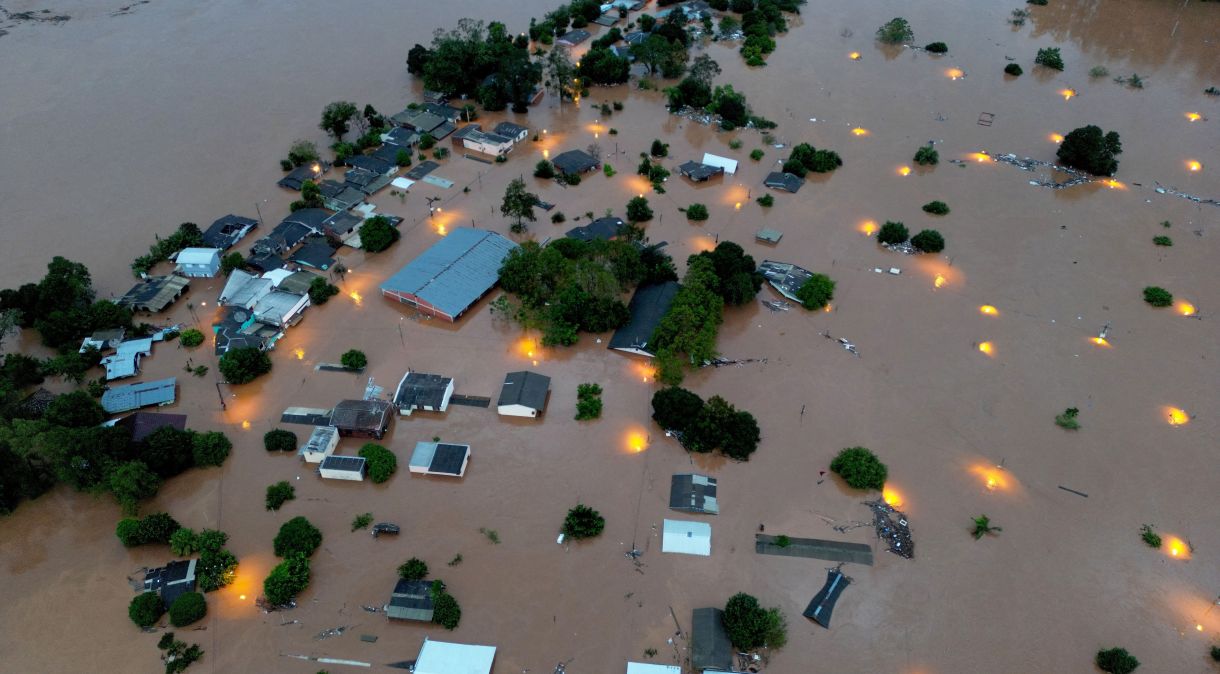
387 578 435 621
380 228 518 320
346 154 394 175
118 275 190 313
758 260 814 302
393 109 446 133
101 377 177 413
691 608 733 671
608 281 680 355
115 411 188 442
410 442 470 476
552 149 599 175
669 473 719 514
395 372 452 410
144 559 197 607
320 455 366 473
202 214 258 249
277 162 326 190
498 371 550 411
565 217 624 242
452 123 482 141
276 270 321 296
493 121 528 138
290 238 336 270
211 306 279 355
764 171 804 193
557 29 591 45
678 161 724 182
330 399 393 433
383 127 419 147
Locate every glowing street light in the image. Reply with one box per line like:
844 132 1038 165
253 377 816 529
979 305 998 316
849 51 861 60
977 341 994 356
1185 112 1202 122
1050 133 1064 143
1060 88 1076 101
1187 160 1202 172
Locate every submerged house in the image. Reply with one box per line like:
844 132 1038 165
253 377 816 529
496 370 550 417
764 171 804 193
758 260 815 302
202 214 258 250
551 149 600 175
557 29 591 46
299 425 339 463
218 270 273 309
413 639 497 674
380 227 518 322
212 306 283 355
700 152 738 175
173 248 222 278
118 275 191 313
608 281 679 357
277 161 327 191
677 160 725 182
319 455 366 481
143 559 197 607
330 399 393 439
101 377 177 414
493 121 529 144
386 578 435 621
409 441 471 477
462 129 515 156
113 411 187 443
669 474 719 514
565 216 624 242
79 327 126 353
393 372 454 416
691 608 734 672
100 338 154 381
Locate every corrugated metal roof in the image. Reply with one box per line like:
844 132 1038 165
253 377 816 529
320 455 366 473
380 228 518 318
101 377 177 413
661 519 711 556
415 640 497 674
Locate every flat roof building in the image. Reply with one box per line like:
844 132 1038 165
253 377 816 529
101 377 177 414
409 442 471 477
299 426 339 463
394 372 454 416
319 455 366 481
608 281 680 357
662 519 711 556
414 639 496 674
330 399 393 439
497 371 550 417
386 578 435 621
669 474 719 514
380 228 518 322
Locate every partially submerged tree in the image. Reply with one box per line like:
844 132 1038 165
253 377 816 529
1057 125 1122 176
359 215 399 253
1095 647 1140 674
830 447 887 490
265 481 295 511
340 349 367 370
501 178 541 233
877 221 910 245
1142 286 1172 307
308 276 339 305
794 273 835 310
723 592 787 650
562 504 606 539
273 516 322 558
264 429 297 452
1035 47 1064 70
876 17 913 44
218 346 271 384
914 145 939 166
129 592 165 628
263 554 310 606
168 591 207 627
358 443 397 483
398 557 429 581
626 196 654 222
319 101 359 140
910 229 945 253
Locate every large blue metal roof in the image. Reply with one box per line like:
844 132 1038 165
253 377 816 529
380 228 518 317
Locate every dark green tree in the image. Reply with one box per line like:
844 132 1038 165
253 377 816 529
138 425 196 478
795 274 835 310
432 591 462 629
319 101 358 140
626 196 654 222
911 229 946 253
562 504 606 539
169 591 207 627
501 177 541 232
218 347 271 384
340 349 367 370
109 461 162 514
1004 63 1023 76
1142 286 1172 307
308 276 339 305
914 145 939 165
692 242 763 306
1095 648 1139 674
723 593 786 650
197 546 238 592
578 47 630 84
877 221 909 245
1035 47 1064 70
191 431 231 468
830 447 887 490
398 557 429 581
129 592 165 628
263 554 310 606
265 481 295 511
273 516 322 558
651 387 705 434
534 160 556 179
45 391 105 428
179 328 205 348
1057 125 1122 176
359 215 399 253
263 429 297 452
358 443 397 483
922 201 950 215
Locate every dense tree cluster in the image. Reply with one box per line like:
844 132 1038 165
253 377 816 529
398 557 428 581
169 528 237 591
218 346 272 384
562 504 606 539
0 257 133 354
574 383 603 421
116 512 181 547
782 143 843 177
131 222 204 277
308 277 339 305
650 387 761 460
265 481 295 511
737 0 802 66
1057 125 1122 176
723 592 788 650
407 19 542 112
273 516 323 558
168 591 207 627
264 429 297 452
263 553 310 606
495 238 676 347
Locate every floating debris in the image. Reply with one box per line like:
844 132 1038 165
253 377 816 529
866 499 914 559
315 625 349 640
762 299 792 312
1153 182 1220 208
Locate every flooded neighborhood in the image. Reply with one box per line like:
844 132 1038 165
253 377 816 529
0 1 1217 673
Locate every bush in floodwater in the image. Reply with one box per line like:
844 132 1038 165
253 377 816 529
876 17 913 44
914 145 939 165
830 447 887 490
911 229 945 253
168 591 207 627
562 504 606 539
129 592 165 627
340 349 367 370
264 429 297 452
265 481 295 511
1095 647 1140 674
756 194 774 208
922 201 950 215
1139 524 1161 549
925 42 948 53
1035 47 1064 70
877 221 909 245
686 204 710 221
1005 63 1023 77
795 274 835 311
398 557 428 581
1054 407 1080 430
1142 286 1172 307
1152 236 1172 246
1089 66 1109 78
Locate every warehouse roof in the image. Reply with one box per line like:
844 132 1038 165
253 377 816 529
380 228 518 319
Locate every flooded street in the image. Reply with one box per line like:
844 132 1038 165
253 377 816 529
1 0 1218 672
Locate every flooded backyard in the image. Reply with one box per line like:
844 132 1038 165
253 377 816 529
0 0 1218 672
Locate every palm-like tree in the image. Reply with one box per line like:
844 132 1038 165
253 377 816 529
971 515 1002 540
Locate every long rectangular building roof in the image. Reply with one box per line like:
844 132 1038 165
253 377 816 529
380 228 518 319
101 377 177 414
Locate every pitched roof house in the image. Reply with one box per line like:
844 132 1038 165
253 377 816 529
608 281 679 357
497 371 550 417
393 372 454 416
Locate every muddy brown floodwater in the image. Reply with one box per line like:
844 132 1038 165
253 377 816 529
1 0 1218 672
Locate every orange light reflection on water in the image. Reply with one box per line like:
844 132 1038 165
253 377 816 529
858 220 877 236
1165 407 1189 426
1060 88 1076 101
852 127 869 136
1164 536 1191 560
970 464 1012 492
1187 160 1202 172
1049 133 1064 143
898 165 912 176
1090 337 1111 348
979 305 998 316
1175 300 1196 316
882 484 904 507
977 341 994 356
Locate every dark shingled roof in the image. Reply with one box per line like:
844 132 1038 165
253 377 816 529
565 216 624 242
386 578 435 621
320 455 366 473
115 412 187 443
557 29 591 45
551 149 600 175
803 569 851 628
395 372 452 410
277 163 326 191
498 371 550 411
430 443 469 475
118 275 191 313
608 281 680 356
290 238 336 270
202 214 258 250
144 559 197 607
764 171 804 193
330 399 393 434
493 121 528 138
678 161 724 182
669 473 719 514
691 608 734 671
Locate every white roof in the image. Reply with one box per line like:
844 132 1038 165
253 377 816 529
415 639 497 674
261 268 294 287
391 177 416 190
626 664 681 674
662 519 711 556
175 247 220 265
219 269 273 307
701 153 738 175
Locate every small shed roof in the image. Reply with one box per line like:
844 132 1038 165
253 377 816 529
756 228 783 244
498 371 550 411
551 149 599 175
691 607 734 671
330 399 393 433
410 442 470 476
662 519 711 556
608 281 680 356
625 664 680 674
452 123 482 141
380 228 518 320
764 171 804 193
320 455 366 473
101 377 177 414
669 473 719 514
493 121 528 138
115 412 187 443
701 153 738 175
415 639 497 674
